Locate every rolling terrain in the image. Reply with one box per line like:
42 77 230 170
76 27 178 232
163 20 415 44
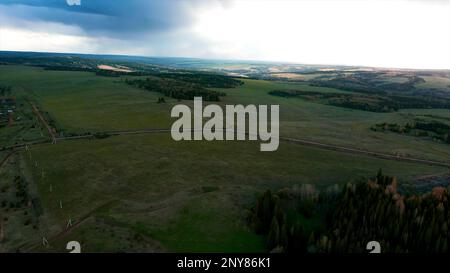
1 53 450 252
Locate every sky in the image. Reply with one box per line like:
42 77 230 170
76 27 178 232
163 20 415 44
0 0 449 69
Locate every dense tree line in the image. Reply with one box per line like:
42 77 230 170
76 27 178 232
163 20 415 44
40 65 141 77
328 98 398 113
372 121 450 144
309 72 425 95
307 72 450 110
151 72 243 88
39 64 245 89
327 171 449 253
41 65 93 72
310 79 387 95
248 170 450 253
0 176 32 210
269 90 399 112
14 176 29 207
387 94 450 110
35 63 236 101
125 77 225 101
270 88 450 112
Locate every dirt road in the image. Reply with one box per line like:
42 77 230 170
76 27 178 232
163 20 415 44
4 128 450 168
28 100 57 143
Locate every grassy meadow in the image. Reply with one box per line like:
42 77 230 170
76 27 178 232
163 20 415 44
1 65 450 252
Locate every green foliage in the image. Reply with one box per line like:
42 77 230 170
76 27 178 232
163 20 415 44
326 174 450 253
0 85 12 96
309 72 424 95
249 185 337 252
249 172 450 253
14 176 29 207
270 89 450 112
125 77 226 101
269 90 399 112
152 72 243 88
1 64 449 252
372 120 450 144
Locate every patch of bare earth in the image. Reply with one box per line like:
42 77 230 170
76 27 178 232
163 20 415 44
97 65 133 73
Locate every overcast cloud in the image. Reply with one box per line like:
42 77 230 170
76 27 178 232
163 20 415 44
0 0 449 69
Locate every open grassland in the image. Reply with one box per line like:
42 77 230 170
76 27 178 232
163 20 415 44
415 76 450 90
215 79 450 163
19 133 448 252
1 65 450 252
0 66 175 134
3 65 449 163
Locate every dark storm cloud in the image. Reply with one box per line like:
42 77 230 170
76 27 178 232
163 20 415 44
0 0 204 38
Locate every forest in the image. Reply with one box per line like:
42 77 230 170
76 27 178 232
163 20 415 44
309 72 425 95
147 72 243 88
371 121 450 144
125 77 226 101
269 90 399 112
269 89 450 112
248 170 450 253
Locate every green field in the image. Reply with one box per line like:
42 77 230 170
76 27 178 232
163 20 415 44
216 79 450 163
2 65 449 163
1 65 450 253
416 76 450 90
18 133 450 252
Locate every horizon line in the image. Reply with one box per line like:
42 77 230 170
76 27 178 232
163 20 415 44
1 49 449 72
